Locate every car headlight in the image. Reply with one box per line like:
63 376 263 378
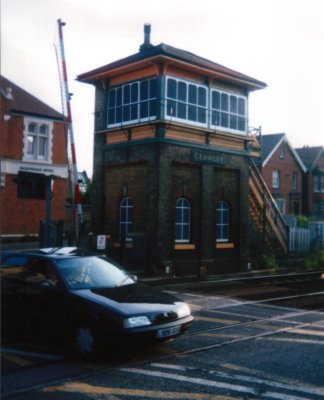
123 316 152 328
177 304 191 318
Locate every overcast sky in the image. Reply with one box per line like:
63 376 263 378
1 0 323 176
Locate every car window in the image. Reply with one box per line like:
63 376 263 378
1 255 29 268
57 256 135 290
26 258 59 286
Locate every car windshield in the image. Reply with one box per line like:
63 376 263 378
56 256 135 290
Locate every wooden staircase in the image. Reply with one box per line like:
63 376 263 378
249 160 289 254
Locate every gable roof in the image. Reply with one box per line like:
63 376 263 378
0 75 63 121
296 146 324 171
259 133 306 172
77 42 266 91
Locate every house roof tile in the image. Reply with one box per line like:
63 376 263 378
296 146 324 170
0 75 63 120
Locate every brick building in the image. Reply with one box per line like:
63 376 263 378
296 146 324 217
257 133 306 217
78 25 266 275
0 76 68 238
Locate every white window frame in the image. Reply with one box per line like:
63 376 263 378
119 197 133 242
272 170 280 189
107 78 157 128
175 197 191 243
23 117 53 163
165 76 208 128
210 89 247 134
216 200 230 242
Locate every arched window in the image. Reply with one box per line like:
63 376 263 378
216 200 230 242
175 197 191 243
119 197 133 242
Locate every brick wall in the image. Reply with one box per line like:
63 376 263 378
99 139 250 275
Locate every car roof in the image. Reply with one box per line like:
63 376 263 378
1 247 102 260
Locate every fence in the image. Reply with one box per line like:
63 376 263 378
289 223 324 254
289 227 310 254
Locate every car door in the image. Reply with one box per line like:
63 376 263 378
21 257 72 343
1 257 31 336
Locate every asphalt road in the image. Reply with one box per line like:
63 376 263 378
2 276 324 399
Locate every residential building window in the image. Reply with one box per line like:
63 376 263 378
292 172 297 191
279 143 285 159
166 77 207 126
119 197 133 242
272 170 280 188
107 78 157 127
24 119 52 162
210 89 246 133
314 175 320 193
175 197 191 243
216 200 230 242
276 198 286 214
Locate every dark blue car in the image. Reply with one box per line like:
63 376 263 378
1 248 193 358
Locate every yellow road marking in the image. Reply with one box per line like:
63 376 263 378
196 316 238 324
290 328 324 337
1 352 33 367
43 381 236 399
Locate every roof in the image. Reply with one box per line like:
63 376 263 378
0 75 63 120
259 133 306 172
77 42 266 91
295 146 324 171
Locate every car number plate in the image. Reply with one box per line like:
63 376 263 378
156 325 181 339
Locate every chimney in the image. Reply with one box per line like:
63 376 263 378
140 23 153 52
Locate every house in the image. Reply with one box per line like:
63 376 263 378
0 75 68 239
77 24 268 275
296 146 324 218
257 133 306 217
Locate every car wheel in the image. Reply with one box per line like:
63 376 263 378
73 325 98 359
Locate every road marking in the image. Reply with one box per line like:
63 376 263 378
120 367 258 395
1 347 62 361
258 337 324 345
289 328 324 338
1 352 33 367
196 316 239 324
42 381 234 399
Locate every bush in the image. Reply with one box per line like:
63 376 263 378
260 253 278 273
304 245 324 269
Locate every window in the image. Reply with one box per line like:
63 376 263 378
24 119 52 161
166 77 207 126
292 172 297 191
314 175 320 193
107 78 157 127
119 197 133 242
216 201 230 242
321 175 324 193
211 89 246 133
279 143 285 159
276 198 286 214
175 198 191 243
272 170 280 188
